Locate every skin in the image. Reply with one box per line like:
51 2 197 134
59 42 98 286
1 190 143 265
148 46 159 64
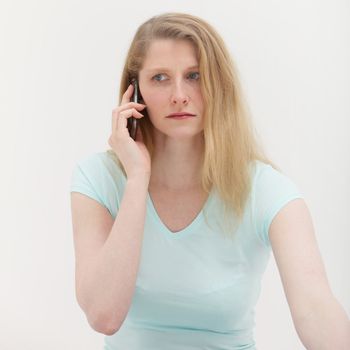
138 39 205 192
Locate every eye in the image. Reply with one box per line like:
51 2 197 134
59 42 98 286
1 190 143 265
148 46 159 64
151 71 200 82
152 73 167 82
188 72 200 80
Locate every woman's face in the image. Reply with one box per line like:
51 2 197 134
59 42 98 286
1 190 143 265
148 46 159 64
138 39 204 139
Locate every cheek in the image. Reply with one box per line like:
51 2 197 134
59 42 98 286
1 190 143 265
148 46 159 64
143 90 168 109
141 91 166 122
194 91 204 110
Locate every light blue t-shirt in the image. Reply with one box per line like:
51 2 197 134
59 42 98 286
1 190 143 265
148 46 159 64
70 151 304 350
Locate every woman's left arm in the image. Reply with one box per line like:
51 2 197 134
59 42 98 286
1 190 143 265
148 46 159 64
269 198 350 350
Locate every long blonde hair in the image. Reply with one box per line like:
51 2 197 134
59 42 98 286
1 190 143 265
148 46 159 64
107 12 279 238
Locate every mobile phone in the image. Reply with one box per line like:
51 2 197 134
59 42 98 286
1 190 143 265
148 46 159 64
127 79 139 140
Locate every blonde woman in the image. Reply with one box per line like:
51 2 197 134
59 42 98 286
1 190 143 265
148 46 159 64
70 12 350 350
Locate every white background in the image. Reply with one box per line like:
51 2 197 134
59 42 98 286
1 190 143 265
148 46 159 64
1 0 349 349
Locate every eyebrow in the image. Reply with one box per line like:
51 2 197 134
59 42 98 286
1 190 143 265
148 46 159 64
144 65 199 73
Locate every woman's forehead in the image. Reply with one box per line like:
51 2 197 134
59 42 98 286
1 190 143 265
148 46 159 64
141 39 198 71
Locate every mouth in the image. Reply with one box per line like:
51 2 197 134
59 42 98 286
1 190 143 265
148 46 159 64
166 112 196 118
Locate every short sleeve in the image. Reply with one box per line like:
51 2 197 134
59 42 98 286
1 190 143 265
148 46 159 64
70 161 106 208
70 152 125 218
252 163 304 248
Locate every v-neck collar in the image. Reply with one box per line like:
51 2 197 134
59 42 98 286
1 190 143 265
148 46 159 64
146 188 214 239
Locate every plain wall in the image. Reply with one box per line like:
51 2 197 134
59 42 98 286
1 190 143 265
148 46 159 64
1 0 349 349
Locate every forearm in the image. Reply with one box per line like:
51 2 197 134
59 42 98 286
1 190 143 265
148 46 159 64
295 295 350 350
78 177 149 332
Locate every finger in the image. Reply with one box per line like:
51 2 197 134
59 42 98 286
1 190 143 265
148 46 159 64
117 102 146 114
111 104 144 133
120 83 134 105
116 108 144 133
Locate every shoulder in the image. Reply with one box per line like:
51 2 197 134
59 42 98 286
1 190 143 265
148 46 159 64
75 150 124 177
251 160 300 192
249 160 304 248
71 150 126 195
70 150 125 217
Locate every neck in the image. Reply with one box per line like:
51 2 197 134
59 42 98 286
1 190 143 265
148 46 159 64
149 133 204 191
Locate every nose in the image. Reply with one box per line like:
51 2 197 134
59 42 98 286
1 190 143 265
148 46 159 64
170 79 189 105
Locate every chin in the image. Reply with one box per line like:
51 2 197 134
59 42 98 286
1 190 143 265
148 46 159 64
165 128 204 139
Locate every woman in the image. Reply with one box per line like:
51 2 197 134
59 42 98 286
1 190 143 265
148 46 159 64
70 12 350 350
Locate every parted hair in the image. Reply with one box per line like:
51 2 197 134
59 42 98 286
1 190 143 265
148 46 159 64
107 12 279 238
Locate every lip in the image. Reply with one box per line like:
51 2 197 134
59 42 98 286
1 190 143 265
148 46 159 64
166 112 196 118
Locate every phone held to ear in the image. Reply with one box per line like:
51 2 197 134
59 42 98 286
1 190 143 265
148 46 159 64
127 79 139 141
